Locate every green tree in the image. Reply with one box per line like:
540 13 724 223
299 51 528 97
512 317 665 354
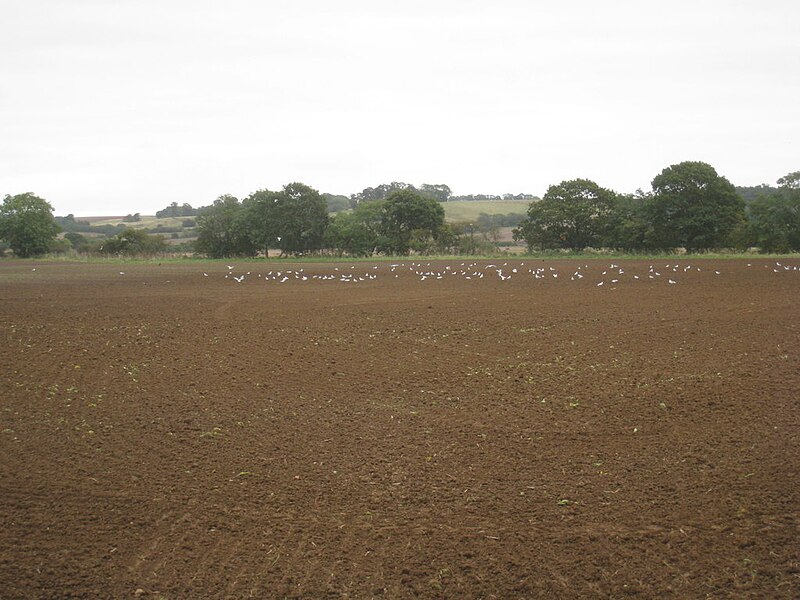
322 193 351 213
0 193 60 257
777 171 800 189
244 188 283 256
273 182 329 255
746 172 800 252
246 183 329 256
604 192 652 251
736 184 779 204
649 161 745 251
325 200 385 257
350 182 416 207
380 189 446 255
194 195 257 258
419 183 452 202
513 179 615 251
325 213 376 257
513 201 556 251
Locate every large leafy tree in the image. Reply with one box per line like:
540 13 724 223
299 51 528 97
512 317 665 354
0 193 60 257
746 171 800 252
246 183 328 256
604 192 652 251
325 200 385 257
244 188 283 256
513 179 615 251
273 182 329 255
648 161 745 251
194 195 257 258
379 189 445 255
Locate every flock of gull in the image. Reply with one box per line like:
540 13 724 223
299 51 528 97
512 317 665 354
206 260 799 288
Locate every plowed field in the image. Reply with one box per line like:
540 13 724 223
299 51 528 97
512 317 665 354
1 259 798 598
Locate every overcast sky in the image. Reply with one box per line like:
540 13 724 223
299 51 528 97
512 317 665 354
1 0 798 216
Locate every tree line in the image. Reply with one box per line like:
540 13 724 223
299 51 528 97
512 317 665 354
1 161 799 257
347 182 537 207
171 162 800 257
159 183 538 217
193 183 448 258
511 162 799 253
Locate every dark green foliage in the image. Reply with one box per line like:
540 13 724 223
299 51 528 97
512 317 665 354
243 188 283 255
379 189 446 255
95 228 167 256
510 164 794 253
55 214 92 233
156 202 197 218
194 183 329 258
322 193 350 213
272 183 329 256
419 184 452 202
245 183 329 256
122 213 141 223
325 201 385 257
350 182 417 207
604 193 652 251
736 184 779 204
34 167 800 259
0 193 60 257
746 172 800 252
648 161 745 251
194 195 257 258
513 179 615 251
325 212 377 257
352 183 533 206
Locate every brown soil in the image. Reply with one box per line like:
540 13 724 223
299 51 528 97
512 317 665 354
1 259 798 599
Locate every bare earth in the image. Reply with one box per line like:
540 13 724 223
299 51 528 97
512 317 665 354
1 259 798 599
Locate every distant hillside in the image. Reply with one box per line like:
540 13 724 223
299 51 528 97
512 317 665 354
79 216 126 222
88 215 187 228
54 213 198 249
442 200 531 223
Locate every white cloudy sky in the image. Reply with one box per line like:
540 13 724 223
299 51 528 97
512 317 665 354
1 0 798 216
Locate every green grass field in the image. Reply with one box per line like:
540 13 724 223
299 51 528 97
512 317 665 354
87 201 532 229
442 200 530 222
89 216 189 229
